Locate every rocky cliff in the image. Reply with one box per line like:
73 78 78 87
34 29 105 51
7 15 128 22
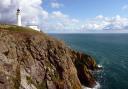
0 25 98 89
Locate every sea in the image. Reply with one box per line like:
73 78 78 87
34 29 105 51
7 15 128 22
49 34 128 89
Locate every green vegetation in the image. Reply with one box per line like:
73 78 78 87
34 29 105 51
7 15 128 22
52 71 60 80
26 76 34 85
26 76 47 89
0 24 49 40
12 66 21 89
0 24 41 34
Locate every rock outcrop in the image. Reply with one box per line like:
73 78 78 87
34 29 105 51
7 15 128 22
0 25 98 89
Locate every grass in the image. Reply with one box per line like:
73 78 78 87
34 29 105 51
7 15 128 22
26 76 47 89
0 24 49 39
0 24 39 33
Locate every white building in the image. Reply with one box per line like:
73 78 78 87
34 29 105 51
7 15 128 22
16 9 40 31
27 25 40 31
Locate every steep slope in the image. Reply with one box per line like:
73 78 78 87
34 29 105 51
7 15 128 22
0 25 98 89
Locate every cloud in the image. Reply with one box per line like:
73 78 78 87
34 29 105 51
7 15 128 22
42 11 80 33
81 15 128 31
0 0 48 26
95 15 104 19
122 5 128 10
51 11 68 19
51 2 63 9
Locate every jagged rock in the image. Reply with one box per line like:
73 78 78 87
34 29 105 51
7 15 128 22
70 50 97 88
0 25 98 89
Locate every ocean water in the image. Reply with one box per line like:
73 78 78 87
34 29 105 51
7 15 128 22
50 34 128 89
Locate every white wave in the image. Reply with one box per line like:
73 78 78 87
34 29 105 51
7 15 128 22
82 82 101 89
97 64 103 68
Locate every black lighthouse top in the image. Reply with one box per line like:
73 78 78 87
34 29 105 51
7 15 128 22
17 9 20 12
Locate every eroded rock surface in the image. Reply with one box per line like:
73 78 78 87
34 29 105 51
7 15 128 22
0 25 98 89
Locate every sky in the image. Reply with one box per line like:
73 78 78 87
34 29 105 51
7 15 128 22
1 0 128 33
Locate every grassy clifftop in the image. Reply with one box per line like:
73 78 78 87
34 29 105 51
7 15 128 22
0 24 38 32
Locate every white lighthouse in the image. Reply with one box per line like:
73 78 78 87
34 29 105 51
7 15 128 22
15 9 40 31
16 9 22 26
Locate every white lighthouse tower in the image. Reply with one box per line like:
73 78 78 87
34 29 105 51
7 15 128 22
16 9 22 26
15 9 40 31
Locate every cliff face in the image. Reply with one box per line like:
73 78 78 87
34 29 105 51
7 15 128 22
0 25 98 89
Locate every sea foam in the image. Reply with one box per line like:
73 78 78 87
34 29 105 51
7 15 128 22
82 82 101 89
97 64 103 68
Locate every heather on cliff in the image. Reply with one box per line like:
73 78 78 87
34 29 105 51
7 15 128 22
0 25 98 89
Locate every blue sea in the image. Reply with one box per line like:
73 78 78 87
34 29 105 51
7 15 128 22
50 34 128 89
